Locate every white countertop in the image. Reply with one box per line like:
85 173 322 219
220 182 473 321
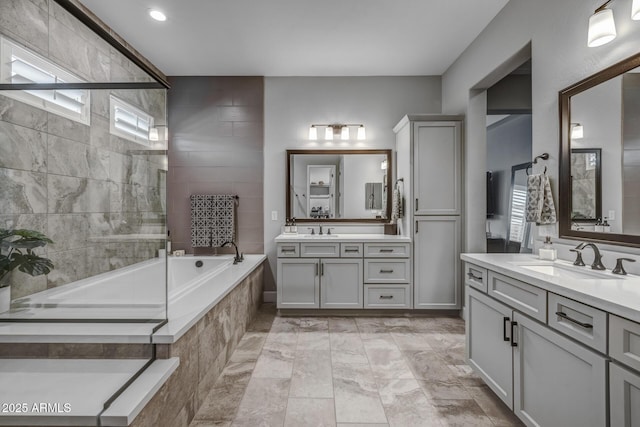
461 253 640 324
275 233 411 243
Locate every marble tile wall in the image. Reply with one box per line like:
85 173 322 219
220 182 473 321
167 76 264 256
0 1 167 300
131 263 264 427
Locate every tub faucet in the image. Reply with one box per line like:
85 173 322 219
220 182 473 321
575 242 606 270
221 241 243 264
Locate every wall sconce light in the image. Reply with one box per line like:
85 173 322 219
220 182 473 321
149 125 168 141
381 159 388 170
588 0 617 47
571 123 584 139
308 124 367 141
632 0 640 19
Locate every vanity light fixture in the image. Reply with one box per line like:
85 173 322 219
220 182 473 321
307 124 367 141
588 1 617 47
632 0 640 19
571 123 584 139
381 159 388 170
149 9 167 21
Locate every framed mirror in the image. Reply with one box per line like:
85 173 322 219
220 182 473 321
286 149 392 222
559 52 640 246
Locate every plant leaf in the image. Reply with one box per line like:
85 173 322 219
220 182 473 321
12 253 54 277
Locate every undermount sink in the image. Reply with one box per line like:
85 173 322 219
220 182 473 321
302 234 339 238
515 262 618 280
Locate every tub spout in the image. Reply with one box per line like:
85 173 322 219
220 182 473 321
221 241 243 264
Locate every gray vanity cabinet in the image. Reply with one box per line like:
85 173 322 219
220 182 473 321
320 258 363 309
277 258 320 309
467 288 514 408
513 312 607 427
610 362 640 427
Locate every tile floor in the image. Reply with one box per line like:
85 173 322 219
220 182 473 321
189 304 523 427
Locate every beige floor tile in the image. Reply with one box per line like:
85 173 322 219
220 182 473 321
418 380 471 400
328 317 359 333
190 421 232 427
233 377 290 426
228 332 267 362
252 347 295 378
299 317 329 331
364 347 414 379
330 333 369 364
297 331 330 350
332 363 388 424
194 382 247 423
336 424 389 427
391 332 434 351
355 317 388 333
403 350 458 382
376 378 444 427
447 364 484 387
466 385 524 426
431 399 494 426
290 350 334 398
360 333 399 350
270 316 300 332
284 397 336 427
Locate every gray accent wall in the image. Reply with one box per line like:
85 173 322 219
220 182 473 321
167 76 264 256
0 0 167 299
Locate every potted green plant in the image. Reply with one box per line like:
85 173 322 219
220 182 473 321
0 229 54 313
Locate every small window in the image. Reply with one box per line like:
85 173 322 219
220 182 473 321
0 36 90 125
109 95 153 146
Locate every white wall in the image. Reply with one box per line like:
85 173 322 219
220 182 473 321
442 0 640 264
342 155 387 218
264 76 441 291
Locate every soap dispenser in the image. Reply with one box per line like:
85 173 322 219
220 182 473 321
539 236 557 261
602 218 611 233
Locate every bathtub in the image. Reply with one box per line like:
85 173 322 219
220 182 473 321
8 255 243 321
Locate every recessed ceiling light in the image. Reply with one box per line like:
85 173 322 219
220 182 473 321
149 9 167 21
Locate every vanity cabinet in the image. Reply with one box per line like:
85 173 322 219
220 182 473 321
277 258 320 309
465 262 608 427
320 258 363 309
610 362 640 427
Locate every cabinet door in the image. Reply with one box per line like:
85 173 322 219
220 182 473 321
321 259 363 309
512 312 607 427
277 259 319 309
413 121 462 215
466 288 514 409
414 216 461 309
610 362 640 427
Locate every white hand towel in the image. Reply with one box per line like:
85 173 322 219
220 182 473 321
526 174 557 225
391 186 404 223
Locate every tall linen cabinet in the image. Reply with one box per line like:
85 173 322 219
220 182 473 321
394 115 464 309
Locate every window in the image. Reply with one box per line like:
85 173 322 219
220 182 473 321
109 95 153 146
509 185 528 243
0 36 90 125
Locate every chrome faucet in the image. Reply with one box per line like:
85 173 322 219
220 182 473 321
221 241 243 264
575 242 606 270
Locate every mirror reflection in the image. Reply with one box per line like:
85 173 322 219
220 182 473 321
287 150 391 222
563 63 640 238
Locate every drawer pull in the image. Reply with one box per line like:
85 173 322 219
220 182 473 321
510 321 518 347
503 317 510 342
467 272 483 281
314 263 318 276
555 311 593 329
345 248 360 253
379 249 394 253
281 248 296 253
379 295 394 300
380 269 394 273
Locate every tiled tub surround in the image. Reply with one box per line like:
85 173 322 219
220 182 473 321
0 0 167 301
0 256 265 426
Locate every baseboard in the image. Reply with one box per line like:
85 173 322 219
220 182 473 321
263 291 276 303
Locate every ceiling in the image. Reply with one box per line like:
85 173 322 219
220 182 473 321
79 0 509 77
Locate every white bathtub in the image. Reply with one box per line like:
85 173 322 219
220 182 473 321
8 255 238 321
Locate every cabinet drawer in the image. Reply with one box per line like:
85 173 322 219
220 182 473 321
340 243 363 258
364 259 410 284
364 243 410 258
488 271 547 323
610 314 640 373
277 243 300 257
300 242 340 257
548 293 607 353
465 263 487 293
364 285 411 309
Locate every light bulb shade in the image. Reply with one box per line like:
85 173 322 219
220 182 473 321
308 126 318 140
357 125 366 140
149 9 167 21
149 128 159 141
633 0 640 20
324 127 333 140
588 8 617 47
571 124 584 139
341 126 349 140
381 160 388 170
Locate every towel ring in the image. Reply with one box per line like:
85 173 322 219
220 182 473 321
526 153 549 176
